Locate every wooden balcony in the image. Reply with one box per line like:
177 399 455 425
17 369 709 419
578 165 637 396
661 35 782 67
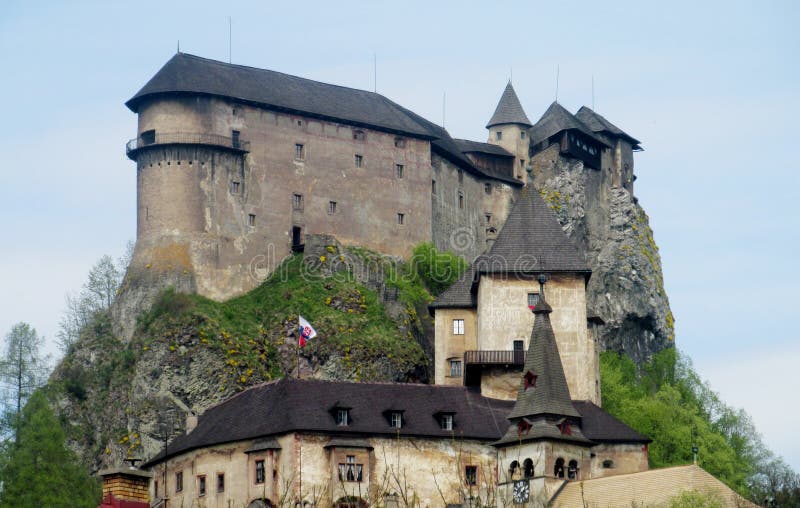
464 350 526 366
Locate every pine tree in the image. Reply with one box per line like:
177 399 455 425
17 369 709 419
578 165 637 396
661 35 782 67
0 391 99 508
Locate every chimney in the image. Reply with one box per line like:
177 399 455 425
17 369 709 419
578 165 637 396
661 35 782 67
186 412 198 434
98 467 152 508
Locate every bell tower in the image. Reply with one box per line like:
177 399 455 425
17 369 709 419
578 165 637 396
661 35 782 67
487 82 533 182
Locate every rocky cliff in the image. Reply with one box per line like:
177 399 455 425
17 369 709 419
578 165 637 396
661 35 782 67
531 144 674 366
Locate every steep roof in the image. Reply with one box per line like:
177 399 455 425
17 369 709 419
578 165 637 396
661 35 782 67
529 102 611 148
477 188 590 276
486 82 533 128
572 401 650 443
144 378 513 466
507 299 581 421
575 106 642 149
428 265 477 310
454 139 514 157
551 465 757 508
127 53 432 138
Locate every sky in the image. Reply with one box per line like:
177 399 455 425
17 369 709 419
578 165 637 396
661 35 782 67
1 0 798 469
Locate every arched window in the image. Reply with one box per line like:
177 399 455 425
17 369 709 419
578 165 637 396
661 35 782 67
508 460 520 479
523 458 534 479
567 460 579 480
554 458 565 479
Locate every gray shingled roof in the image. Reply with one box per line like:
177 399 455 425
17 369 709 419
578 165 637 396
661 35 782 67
477 188 590 276
454 139 514 157
429 265 477 310
486 82 533 128
144 378 513 466
127 53 432 138
575 106 642 149
572 401 650 444
529 102 611 148
507 299 581 421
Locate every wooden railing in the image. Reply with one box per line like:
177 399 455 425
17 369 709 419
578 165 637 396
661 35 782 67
464 350 526 366
126 132 250 155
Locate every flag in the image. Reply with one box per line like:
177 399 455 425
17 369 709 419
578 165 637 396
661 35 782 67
298 315 317 348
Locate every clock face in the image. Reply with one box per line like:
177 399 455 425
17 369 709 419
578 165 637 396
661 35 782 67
512 479 530 503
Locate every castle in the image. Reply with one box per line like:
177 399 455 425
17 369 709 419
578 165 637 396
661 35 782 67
95 54 753 508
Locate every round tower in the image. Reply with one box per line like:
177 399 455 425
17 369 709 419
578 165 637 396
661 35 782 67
486 82 533 182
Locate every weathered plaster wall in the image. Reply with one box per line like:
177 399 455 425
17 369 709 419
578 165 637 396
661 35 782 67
475 273 598 404
433 308 478 386
587 443 649 479
487 124 528 183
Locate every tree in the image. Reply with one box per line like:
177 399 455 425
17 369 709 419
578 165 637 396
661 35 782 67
0 323 49 439
85 254 122 310
0 391 99 508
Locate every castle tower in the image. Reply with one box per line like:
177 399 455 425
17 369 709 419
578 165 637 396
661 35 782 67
575 106 642 194
430 188 600 404
494 297 594 505
486 82 533 182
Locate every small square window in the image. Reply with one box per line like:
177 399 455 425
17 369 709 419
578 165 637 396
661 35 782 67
484 183 492 194
353 130 365 141
292 193 304 210
175 471 183 493
295 143 305 160
521 131 526 139
255 460 265 484
355 154 363 168
394 137 406 148
465 465 477 486
230 181 240 194
449 359 462 377
441 414 453 431
217 473 225 492
328 201 337 215
485 213 492 225
391 412 403 428
397 213 405 225
198 475 206 496
396 164 404 178
248 214 256 227
496 131 502 141
452 319 465 335
336 408 349 426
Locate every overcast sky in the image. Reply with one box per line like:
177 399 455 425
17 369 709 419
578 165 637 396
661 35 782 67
1 0 798 470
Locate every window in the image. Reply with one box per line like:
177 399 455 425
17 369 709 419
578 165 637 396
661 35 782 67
568 460 579 480
396 164 404 178
524 371 537 390
452 319 465 335
465 465 477 486
154 480 159 497
255 460 265 484
520 159 525 168
602 459 614 469
217 473 225 492
527 292 539 309
523 459 534 479
141 129 156 145
520 131 526 139
336 408 349 426
394 137 406 148
458 192 464 209
431 179 437 194
198 475 206 496
509 461 520 479
558 421 572 436
517 419 531 435
292 193 304 210
328 201 337 215
390 412 403 429
554 458 565 479
354 154 363 168
231 130 241 149
484 183 492 194
440 414 453 431
397 213 404 225
338 455 363 482
495 131 502 141
485 213 492 225
449 359 462 377
230 181 240 194
248 214 256 227
175 471 183 493
295 143 305 160
353 130 365 141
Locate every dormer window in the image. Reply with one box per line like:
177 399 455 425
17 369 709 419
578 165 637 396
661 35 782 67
335 408 350 426
437 413 454 431
524 371 537 390
517 420 531 436
390 412 403 429
558 421 572 435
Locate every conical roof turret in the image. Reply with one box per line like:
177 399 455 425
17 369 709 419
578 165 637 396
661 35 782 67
486 82 532 128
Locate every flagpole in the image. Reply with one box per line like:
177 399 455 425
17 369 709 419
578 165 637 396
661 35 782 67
296 342 300 379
